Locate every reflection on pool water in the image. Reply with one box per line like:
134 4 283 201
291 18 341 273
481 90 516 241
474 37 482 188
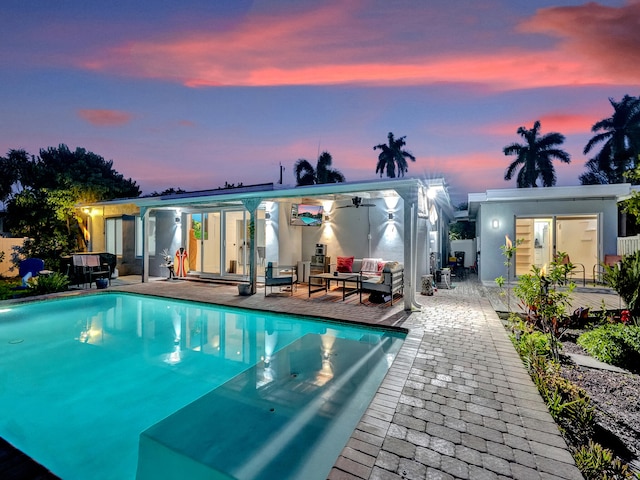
0 293 405 479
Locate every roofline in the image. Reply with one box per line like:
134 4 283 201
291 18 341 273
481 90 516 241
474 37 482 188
80 177 448 210
467 184 633 218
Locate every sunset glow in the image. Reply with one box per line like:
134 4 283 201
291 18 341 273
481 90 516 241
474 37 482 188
1 0 637 203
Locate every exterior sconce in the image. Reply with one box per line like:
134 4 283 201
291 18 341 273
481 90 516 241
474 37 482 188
388 212 394 220
265 212 271 220
324 215 330 221
491 219 499 229
175 216 181 224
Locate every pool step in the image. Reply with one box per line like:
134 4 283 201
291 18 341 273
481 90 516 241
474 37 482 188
136 333 397 480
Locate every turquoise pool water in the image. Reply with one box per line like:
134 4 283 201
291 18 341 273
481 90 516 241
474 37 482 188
0 293 405 479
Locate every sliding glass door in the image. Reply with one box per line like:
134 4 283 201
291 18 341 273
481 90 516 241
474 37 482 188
515 215 598 280
188 208 265 278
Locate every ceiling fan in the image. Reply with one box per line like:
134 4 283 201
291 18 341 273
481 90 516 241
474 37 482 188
337 196 376 209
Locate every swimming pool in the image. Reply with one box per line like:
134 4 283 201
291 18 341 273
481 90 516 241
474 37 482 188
0 292 405 479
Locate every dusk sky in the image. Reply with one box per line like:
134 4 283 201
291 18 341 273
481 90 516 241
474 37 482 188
2 0 639 204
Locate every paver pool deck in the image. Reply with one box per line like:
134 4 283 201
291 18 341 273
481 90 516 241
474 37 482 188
4 275 611 479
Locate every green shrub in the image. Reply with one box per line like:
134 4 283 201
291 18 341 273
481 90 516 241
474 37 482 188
32 272 69 295
603 251 640 322
574 440 635 480
578 324 640 371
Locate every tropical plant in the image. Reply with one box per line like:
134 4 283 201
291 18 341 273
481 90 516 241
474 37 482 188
581 95 640 185
574 441 635 480
503 120 571 188
603 251 640 321
31 272 70 295
512 253 576 361
373 132 416 178
294 151 345 186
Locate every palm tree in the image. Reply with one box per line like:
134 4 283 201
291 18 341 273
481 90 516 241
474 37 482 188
373 132 416 178
294 151 345 186
503 121 571 187
581 95 640 185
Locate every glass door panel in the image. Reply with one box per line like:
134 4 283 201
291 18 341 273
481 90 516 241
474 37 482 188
515 217 553 276
224 210 247 276
203 212 221 275
556 216 598 280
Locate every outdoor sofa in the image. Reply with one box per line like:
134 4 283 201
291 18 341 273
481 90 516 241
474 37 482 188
332 257 404 305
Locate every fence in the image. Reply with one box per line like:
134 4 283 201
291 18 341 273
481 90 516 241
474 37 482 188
618 235 640 256
0 237 25 277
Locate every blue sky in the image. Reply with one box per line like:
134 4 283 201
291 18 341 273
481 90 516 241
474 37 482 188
1 0 638 203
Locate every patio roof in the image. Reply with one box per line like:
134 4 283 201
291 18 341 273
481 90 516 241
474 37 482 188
79 177 450 212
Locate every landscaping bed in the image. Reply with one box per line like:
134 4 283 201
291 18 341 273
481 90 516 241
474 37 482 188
559 331 640 462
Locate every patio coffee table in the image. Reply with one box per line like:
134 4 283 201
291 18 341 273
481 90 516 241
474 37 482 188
308 272 360 301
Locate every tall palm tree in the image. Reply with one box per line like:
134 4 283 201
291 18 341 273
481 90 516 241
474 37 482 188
373 132 416 178
294 151 345 186
503 121 571 188
581 94 640 184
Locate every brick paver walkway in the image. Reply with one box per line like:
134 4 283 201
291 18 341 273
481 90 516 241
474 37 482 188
330 291 583 480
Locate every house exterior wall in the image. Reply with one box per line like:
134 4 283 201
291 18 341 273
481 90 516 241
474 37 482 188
299 198 406 268
477 197 618 285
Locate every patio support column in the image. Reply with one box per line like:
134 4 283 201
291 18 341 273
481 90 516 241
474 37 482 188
397 187 421 311
141 206 150 283
242 198 263 295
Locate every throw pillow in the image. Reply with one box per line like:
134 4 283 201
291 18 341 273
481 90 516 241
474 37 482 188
336 256 354 273
377 261 385 273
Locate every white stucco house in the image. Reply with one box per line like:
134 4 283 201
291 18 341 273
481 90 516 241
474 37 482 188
466 184 636 285
79 178 453 310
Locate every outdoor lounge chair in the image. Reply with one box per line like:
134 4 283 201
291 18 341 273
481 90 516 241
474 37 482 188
265 262 296 296
16 258 45 288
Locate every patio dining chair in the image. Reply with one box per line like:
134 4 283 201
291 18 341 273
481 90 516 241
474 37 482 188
558 254 585 287
592 254 622 285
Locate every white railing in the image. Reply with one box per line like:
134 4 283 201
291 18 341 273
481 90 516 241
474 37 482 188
618 235 640 256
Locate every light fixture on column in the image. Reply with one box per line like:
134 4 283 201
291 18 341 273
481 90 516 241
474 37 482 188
388 212 394 220
491 219 499 229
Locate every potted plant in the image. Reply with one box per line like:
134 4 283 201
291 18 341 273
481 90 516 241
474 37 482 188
238 282 252 296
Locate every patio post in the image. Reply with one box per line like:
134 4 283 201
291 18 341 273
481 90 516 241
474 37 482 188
397 186 420 311
242 198 263 295
141 206 150 283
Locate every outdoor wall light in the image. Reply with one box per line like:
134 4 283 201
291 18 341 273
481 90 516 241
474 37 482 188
325 215 331 221
175 216 181 224
265 212 271 220
491 219 499 229
388 212 394 220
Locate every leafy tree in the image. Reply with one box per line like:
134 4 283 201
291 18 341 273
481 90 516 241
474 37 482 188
294 151 345 186
373 132 416 178
1 144 140 270
581 95 640 185
503 121 571 187
148 187 187 197
0 149 30 204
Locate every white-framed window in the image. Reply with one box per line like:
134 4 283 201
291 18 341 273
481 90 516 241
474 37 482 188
135 215 156 257
105 217 123 256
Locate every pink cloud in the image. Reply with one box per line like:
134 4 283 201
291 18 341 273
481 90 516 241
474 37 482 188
519 2 640 83
78 109 133 126
78 2 639 90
